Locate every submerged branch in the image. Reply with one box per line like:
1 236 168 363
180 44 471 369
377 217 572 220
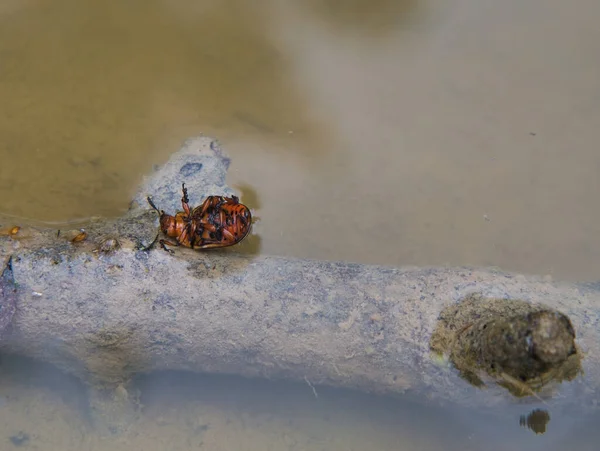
0 137 598 420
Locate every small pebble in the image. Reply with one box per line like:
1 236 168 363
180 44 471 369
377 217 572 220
97 238 121 254
72 229 87 243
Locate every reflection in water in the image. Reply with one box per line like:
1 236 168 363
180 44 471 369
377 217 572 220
551 412 600 451
520 409 551 435
228 230 262 255
234 182 262 210
0 355 479 451
0 353 595 450
230 182 263 254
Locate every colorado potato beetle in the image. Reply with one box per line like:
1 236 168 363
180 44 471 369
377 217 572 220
147 183 252 252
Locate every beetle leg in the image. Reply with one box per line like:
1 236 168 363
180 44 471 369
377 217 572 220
141 232 178 254
196 196 224 219
222 228 236 242
159 239 178 254
187 222 197 249
181 183 192 216
196 196 213 218
140 233 159 251
199 223 232 246
176 227 189 247
175 220 197 249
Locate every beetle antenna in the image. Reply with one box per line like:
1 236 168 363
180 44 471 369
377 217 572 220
147 196 163 215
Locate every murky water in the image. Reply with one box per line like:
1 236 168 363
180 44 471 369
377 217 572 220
1 0 600 449
0 355 598 451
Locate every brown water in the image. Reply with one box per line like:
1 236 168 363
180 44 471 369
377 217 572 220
1 0 600 449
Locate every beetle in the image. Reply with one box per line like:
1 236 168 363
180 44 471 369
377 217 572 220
147 183 252 252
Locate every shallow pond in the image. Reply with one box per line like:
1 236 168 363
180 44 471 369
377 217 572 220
1 0 599 449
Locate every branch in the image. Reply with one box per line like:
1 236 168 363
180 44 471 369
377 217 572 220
0 137 598 429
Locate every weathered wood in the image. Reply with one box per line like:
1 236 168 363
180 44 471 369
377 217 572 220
0 137 598 420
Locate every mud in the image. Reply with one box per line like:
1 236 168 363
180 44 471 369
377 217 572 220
430 294 582 397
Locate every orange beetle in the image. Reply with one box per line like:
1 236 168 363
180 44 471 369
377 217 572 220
147 183 252 252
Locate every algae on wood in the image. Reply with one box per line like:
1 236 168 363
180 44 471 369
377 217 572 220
430 294 582 398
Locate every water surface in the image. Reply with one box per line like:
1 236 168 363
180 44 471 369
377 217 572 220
1 0 599 449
